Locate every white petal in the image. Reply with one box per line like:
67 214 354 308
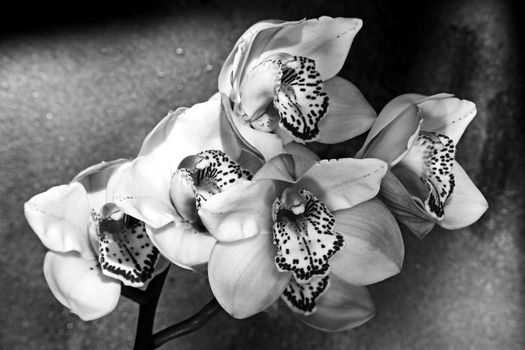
146 222 216 269
112 156 178 228
356 104 422 165
297 158 387 212
208 235 291 319
299 275 375 331
318 77 376 144
239 58 280 120
43 251 121 321
222 93 285 162
73 160 130 213
138 107 188 157
170 169 198 222
24 183 95 259
419 95 477 145
330 199 404 285
357 94 424 158
248 17 363 81
198 180 276 242
218 20 294 100
139 98 238 176
440 162 488 229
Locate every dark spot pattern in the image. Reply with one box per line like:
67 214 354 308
273 189 344 284
274 56 329 142
178 150 253 208
282 275 330 315
414 133 457 220
98 215 159 287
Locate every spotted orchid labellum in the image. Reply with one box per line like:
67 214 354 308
24 160 167 320
356 94 488 237
201 154 405 330
219 17 377 160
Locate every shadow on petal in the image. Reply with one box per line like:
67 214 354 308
318 77 376 144
379 170 435 238
199 180 276 242
298 274 375 332
208 234 291 319
419 95 477 145
439 162 488 229
330 199 404 285
254 153 317 183
146 222 215 270
43 251 121 321
298 158 387 212
24 183 94 258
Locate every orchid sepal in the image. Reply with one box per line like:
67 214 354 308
317 76 377 144
297 275 375 332
330 198 404 285
43 251 121 321
24 183 95 259
379 170 436 238
208 234 291 319
198 180 276 242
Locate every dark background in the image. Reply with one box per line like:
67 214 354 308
1 0 523 349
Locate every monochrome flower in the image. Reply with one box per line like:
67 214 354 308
219 17 376 160
198 154 403 330
24 160 166 320
356 94 488 237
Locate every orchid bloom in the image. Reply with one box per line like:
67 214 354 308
218 17 377 160
24 160 167 320
356 93 488 237
110 95 267 270
187 152 404 331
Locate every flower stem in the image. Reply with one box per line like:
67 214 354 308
152 299 223 348
128 267 170 350
122 268 223 349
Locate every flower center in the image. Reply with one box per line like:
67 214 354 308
175 150 253 209
242 54 329 142
401 132 456 220
96 203 159 288
272 188 344 315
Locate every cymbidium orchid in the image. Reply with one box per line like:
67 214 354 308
356 93 488 237
108 96 240 270
24 160 167 320
111 94 320 270
189 153 404 331
219 17 377 160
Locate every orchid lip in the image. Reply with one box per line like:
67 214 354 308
398 131 457 221
96 203 160 288
272 188 344 315
171 149 257 237
239 53 329 143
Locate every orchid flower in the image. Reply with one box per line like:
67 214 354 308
24 160 168 320
109 95 270 270
111 94 321 270
186 152 404 331
109 96 235 270
355 93 488 237
218 17 377 160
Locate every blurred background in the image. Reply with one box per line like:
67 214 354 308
0 0 523 349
